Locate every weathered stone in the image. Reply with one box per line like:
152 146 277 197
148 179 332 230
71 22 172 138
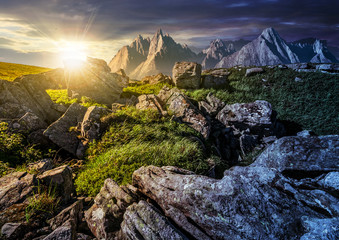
42 225 73 240
37 165 73 203
0 203 27 229
198 93 225 117
27 159 54 174
114 69 129 88
136 94 166 115
141 73 172 85
297 130 314 137
132 135 339 239
239 134 258 155
10 112 48 132
119 200 187 240
0 78 61 124
81 106 111 142
48 199 83 231
44 103 87 156
245 67 264 77
0 172 35 211
66 57 126 105
158 87 210 138
76 233 93 240
201 69 229 88
1 222 26 240
85 179 139 239
216 100 274 136
172 62 201 89
300 217 339 240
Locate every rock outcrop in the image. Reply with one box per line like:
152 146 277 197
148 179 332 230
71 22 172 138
67 57 127 105
131 135 339 239
140 73 173 85
0 78 61 124
136 94 167 115
201 69 230 88
158 87 211 138
43 103 87 157
172 62 202 89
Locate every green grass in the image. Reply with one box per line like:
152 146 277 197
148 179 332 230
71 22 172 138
185 67 339 135
0 62 50 81
46 89 107 108
121 82 173 98
75 107 210 196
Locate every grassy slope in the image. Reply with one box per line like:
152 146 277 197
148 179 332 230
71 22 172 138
0 62 51 81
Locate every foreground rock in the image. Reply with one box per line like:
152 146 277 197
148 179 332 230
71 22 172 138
119 200 187 240
245 67 264 77
85 179 139 239
136 94 167 115
141 73 173 85
43 103 87 157
67 57 128 105
0 78 61 124
217 100 277 137
201 69 230 88
0 172 35 211
158 87 211 138
132 135 339 239
172 62 202 89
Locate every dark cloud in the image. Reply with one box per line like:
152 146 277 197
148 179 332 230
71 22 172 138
0 0 338 58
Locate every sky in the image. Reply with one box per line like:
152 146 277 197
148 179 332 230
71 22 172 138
0 0 338 68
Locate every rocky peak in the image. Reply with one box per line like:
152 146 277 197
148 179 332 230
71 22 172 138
260 27 280 41
202 38 236 69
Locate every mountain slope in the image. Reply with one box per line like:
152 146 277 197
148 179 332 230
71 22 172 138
289 38 338 63
109 29 197 79
216 28 299 68
201 39 235 69
108 35 150 74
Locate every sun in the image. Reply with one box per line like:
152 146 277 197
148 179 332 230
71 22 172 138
58 41 87 69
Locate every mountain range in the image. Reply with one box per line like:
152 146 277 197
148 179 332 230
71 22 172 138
109 28 338 79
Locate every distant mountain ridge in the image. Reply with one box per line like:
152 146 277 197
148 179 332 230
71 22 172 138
215 28 338 68
109 28 338 78
109 29 197 79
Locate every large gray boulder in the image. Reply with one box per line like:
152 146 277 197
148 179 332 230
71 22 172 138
0 78 61 124
85 179 139 239
0 172 35 211
44 103 87 157
119 200 188 240
201 69 230 88
81 106 112 142
37 165 73 203
66 57 128 105
216 100 274 136
132 135 339 240
172 62 202 89
157 87 211 138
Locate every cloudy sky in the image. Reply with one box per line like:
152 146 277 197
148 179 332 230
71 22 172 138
0 0 338 68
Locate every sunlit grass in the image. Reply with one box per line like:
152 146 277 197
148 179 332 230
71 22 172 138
0 62 51 81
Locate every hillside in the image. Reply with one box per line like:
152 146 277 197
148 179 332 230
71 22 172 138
0 59 338 239
0 62 51 81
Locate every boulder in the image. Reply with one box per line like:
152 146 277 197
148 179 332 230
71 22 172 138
216 100 274 136
201 69 230 88
37 165 73 203
66 57 127 105
10 112 48 133
43 103 87 157
1 222 26 240
85 179 139 239
0 79 61 124
119 200 187 240
132 135 339 239
198 93 225 117
0 172 35 211
42 225 73 240
81 106 112 142
245 67 264 77
141 73 173 85
48 199 83 231
172 62 202 89
136 94 166 115
158 87 210 138
0 203 27 229
27 159 54 174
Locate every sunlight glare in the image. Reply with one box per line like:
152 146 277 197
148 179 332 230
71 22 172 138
58 41 87 69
